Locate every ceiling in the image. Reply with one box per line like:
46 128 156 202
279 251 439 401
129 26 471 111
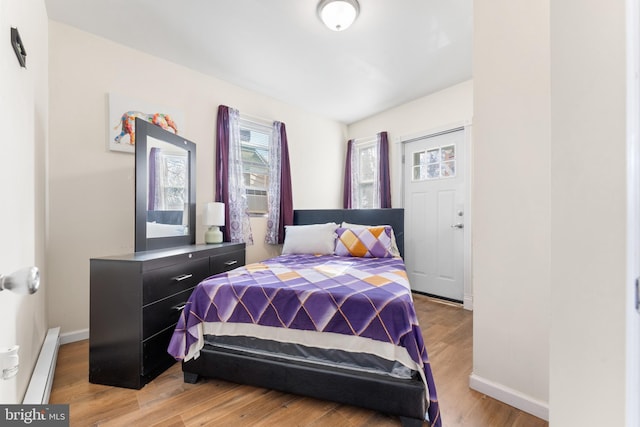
44 0 472 124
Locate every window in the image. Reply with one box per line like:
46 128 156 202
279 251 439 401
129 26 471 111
412 144 456 181
239 118 271 214
149 147 188 211
159 153 188 210
353 139 379 209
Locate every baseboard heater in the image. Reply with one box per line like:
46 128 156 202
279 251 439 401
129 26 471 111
23 327 60 404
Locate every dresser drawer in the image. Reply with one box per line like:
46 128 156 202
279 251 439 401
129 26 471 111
210 249 245 275
143 257 209 305
142 288 193 340
141 326 176 376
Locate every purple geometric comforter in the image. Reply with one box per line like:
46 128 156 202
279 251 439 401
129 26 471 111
167 254 440 426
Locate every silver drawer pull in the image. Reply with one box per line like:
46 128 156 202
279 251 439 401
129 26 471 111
172 303 187 311
224 260 238 266
172 273 193 282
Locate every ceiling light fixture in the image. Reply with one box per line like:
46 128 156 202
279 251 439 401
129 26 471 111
317 0 360 32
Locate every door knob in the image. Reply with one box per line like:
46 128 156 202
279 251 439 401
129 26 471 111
451 223 464 229
0 267 40 295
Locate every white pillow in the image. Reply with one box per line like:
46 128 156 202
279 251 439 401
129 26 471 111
146 221 188 238
282 222 338 255
341 221 401 257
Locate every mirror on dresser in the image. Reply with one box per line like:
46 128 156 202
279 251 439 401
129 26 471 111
134 118 196 252
90 119 247 390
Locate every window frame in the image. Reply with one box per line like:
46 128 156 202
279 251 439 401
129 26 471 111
157 151 188 211
411 143 457 182
238 116 271 216
352 137 379 209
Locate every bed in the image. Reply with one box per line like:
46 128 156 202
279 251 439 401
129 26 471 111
146 210 188 237
167 209 440 427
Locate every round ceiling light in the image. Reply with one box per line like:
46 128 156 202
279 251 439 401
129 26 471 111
317 0 360 32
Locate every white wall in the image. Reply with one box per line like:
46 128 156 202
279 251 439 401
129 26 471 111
625 2 640 424
0 0 48 403
348 80 473 140
472 0 551 418
348 80 472 207
473 0 636 424
47 22 346 336
549 0 630 425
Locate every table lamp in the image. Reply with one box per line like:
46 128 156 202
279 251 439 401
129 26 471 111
204 202 225 244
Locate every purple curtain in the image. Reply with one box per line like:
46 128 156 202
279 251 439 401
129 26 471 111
217 106 292 244
343 139 354 209
215 105 231 242
378 131 392 208
148 147 160 211
277 123 294 244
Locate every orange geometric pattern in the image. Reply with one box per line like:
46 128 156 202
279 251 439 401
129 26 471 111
335 226 394 258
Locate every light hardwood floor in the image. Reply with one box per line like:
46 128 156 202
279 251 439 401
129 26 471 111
49 294 548 427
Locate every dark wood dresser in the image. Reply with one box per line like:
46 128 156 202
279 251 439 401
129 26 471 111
89 243 245 389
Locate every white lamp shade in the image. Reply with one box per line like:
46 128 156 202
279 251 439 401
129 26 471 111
204 202 225 226
318 0 359 31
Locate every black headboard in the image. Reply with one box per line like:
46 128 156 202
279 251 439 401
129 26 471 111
293 208 404 257
147 210 183 225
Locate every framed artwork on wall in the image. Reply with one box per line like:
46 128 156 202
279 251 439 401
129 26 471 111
107 92 185 153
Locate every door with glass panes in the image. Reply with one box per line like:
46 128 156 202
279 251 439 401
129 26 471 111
403 129 465 301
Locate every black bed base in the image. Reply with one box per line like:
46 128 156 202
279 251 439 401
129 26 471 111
181 209 427 425
182 345 427 426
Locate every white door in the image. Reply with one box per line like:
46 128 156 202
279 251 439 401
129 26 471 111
0 3 39 403
403 129 465 301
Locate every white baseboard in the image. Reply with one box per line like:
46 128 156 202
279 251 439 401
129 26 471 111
469 373 549 421
23 327 60 404
59 328 89 345
463 294 473 310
